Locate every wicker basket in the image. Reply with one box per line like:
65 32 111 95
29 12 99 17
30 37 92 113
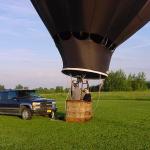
66 100 92 122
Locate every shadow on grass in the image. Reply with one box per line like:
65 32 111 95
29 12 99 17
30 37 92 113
95 98 150 101
56 111 66 121
134 98 150 101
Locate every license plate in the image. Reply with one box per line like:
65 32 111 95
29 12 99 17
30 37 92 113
47 110 51 113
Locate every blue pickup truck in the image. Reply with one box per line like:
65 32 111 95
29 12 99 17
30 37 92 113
0 90 57 120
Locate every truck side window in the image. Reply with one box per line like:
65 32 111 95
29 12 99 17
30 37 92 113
0 93 1 102
8 91 17 100
1 92 8 102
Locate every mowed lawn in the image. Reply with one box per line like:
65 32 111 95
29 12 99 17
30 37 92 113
0 91 150 150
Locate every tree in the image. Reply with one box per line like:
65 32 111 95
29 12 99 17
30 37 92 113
49 88 55 93
103 69 129 91
0 84 5 91
127 72 147 91
135 72 147 90
146 81 150 89
55 86 63 93
24 87 29 90
91 70 148 92
15 84 24 90
64 88 69 93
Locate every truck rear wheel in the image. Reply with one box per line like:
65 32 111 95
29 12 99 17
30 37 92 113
21 107 32 120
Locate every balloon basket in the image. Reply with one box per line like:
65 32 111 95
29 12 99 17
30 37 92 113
65 100 92 123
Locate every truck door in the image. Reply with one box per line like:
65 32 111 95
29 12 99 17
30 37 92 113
0 92 9 114
7 91 20 114
0 92 3 113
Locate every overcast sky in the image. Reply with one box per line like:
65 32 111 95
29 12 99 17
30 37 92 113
0 0 150 89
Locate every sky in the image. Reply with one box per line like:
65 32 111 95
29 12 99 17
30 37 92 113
0 0 150 89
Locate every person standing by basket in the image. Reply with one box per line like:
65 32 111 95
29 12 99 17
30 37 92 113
83 89 91 102
71 82 81 100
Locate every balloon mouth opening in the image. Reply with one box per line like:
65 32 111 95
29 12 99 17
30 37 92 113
53 32 117 51
62 68 108 79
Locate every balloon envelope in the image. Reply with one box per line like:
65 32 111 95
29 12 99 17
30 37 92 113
31 0 150 79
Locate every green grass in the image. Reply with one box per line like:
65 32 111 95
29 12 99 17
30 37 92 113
0 91 150 150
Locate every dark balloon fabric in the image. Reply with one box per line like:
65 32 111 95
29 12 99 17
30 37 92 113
31 0 150 79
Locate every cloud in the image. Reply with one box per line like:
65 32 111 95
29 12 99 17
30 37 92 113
0 47 65 89
126 42 150 50
0 0 47 38
0 48 61 67
0 72 68 89
0 0 35 16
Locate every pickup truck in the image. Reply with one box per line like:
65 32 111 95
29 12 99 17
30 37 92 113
0 90 57 120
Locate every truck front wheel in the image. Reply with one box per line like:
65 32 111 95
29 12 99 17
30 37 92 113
21 107 32 120
49 111 56 119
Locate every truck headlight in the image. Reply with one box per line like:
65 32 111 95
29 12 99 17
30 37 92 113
52 101 56 104
52 101 56 109
32 102 41 109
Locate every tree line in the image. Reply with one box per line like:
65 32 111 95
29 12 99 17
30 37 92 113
0 84 69 93
0 70 150 92
90 69 150 92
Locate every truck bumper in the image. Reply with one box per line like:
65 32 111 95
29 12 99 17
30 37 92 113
32 108 57 115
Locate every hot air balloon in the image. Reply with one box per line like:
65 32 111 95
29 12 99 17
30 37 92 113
31 0 150 122
31 0 150 79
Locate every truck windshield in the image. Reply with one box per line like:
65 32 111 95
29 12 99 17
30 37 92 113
18 90 39 98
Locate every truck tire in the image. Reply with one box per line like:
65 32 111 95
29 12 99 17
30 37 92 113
21 107 32 120
49 111 56 119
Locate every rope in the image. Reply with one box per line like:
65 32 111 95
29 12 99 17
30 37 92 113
65 75 73 114
65 75 72 100
93 75 105 111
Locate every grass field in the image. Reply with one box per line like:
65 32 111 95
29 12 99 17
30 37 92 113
0 91 150 150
